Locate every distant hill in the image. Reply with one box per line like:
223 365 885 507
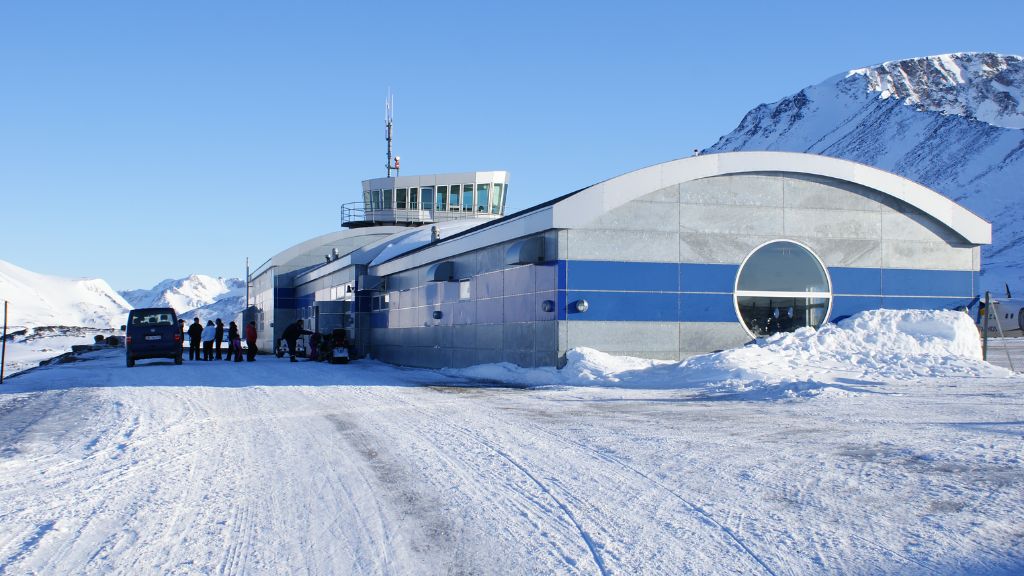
707 52 1024 292
120 274 246 323
0 259 130 329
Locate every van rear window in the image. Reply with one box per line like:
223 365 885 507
132 313 174 326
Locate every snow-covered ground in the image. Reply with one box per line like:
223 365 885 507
1 310 1022 574
1 326 121 376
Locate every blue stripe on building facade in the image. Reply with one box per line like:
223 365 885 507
559 260 975 323
355 260 977 328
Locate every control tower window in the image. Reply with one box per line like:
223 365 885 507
383 189 393 210
461 184 474 211
449 185 460 211
410 187 420 210
491 183 503 214
734 240 831 338
396 188 407 210
476 184 489 212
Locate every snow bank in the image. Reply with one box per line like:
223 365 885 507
446 309 1011 399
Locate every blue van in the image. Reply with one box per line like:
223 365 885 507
125 308 182 367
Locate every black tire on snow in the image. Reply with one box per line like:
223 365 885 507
127 357 135 368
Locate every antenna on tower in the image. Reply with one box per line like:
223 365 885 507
385 90 400 177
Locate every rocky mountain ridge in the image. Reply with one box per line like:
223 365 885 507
707 52 1024 290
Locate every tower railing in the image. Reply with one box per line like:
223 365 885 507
340 201 502 228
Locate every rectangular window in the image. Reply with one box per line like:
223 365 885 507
396 188 407 210
449 184 460 211
500 184 509 213
363 190 372 211
462 184 474 211
491 183 503 214
372 189 382 210
476 183 489 212
410 187 419 210
419 184 432 210
459 279 471 300
383 189 393 209
434 185 446 211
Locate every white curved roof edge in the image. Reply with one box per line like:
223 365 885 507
370 152 991 277
552 151 991 245
262 227 407 271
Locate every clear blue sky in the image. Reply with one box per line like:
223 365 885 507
2 1 1021 290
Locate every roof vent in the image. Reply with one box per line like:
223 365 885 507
426 261 455 282
505 236 546 265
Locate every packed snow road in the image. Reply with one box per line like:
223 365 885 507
1 349 1022 575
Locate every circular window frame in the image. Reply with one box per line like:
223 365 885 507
732 239 834 339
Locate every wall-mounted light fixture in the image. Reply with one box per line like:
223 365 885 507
541 300 555 313
432 310 443 320
572 299 589 313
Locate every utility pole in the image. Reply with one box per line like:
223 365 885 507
1 301 8 385
245 257 250 308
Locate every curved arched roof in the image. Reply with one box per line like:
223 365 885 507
551 151 990 244
369 152 991 276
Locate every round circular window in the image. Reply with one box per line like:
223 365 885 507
734 240 832 338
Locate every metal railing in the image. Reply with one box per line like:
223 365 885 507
340 202 502 227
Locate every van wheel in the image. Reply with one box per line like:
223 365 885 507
174 355 182 365
127 357 135 368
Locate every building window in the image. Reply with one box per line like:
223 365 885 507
734 240 831 338
383 189 393 209
449 185 460 211
419 186 432 211
372 189 382 210
459 279 471 300
396 188 407 210
435 185 446 211
411 187 420 210
462 184 474 211
491 183 503 214
476 183 489 212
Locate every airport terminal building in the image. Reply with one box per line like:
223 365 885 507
248 152 990 368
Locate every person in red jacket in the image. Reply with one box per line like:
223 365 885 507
245 321 258 362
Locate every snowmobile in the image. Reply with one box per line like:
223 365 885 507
275 337 306 358
328 329 351 364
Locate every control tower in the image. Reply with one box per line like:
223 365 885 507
340 93 509 228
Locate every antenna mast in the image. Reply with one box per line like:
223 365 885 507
385 91 400 177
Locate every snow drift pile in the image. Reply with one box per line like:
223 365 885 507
450 309 1011 398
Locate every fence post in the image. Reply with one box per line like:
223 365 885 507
982 291 990 361
1 301 7 385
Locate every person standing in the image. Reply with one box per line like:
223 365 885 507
226 321 242 362
281 319 313 362
201 320 217 361
245 321 258 362
178 319 186 358
214 319 224 360
187 318 203 361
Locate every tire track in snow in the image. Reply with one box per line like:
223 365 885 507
357 386 610 576
428 390 781 576
504 402 950 575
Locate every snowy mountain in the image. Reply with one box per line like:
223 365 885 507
120 274 246 322
707 52 1024 291
0 259 130 329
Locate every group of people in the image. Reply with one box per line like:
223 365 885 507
179 317 258 362
279 319 352 363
